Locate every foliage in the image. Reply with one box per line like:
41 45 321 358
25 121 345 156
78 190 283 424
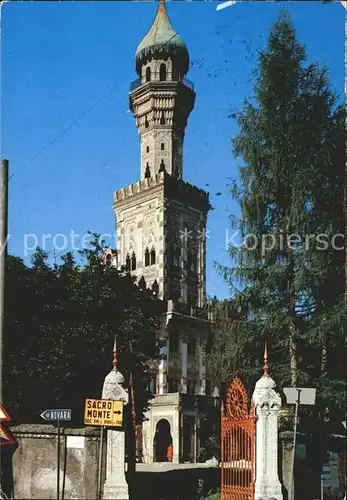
200 489 220 500
207 12 346 429
198 435 221 463
4 233 163 426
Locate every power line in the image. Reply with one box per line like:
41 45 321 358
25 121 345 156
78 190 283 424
8 77 128 183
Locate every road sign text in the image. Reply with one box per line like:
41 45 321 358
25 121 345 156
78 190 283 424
84 399 123 427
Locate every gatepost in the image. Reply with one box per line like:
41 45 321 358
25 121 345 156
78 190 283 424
102 341 129 500
252 344 283 500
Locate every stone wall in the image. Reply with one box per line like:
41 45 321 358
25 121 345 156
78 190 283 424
10 424 106 500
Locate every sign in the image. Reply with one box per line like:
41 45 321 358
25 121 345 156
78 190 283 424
66 436 85 449
283 387 316 405
0 403 16 446
84 399 123 427
40 409 72 422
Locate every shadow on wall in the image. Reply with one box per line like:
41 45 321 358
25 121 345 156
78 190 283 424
1 442 17 499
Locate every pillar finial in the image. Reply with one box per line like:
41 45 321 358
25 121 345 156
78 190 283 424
112 336 118 371
263 342 269 377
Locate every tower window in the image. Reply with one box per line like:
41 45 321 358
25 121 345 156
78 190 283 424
169 333 179 353
161 143 165 151
125 254 131 272
168 378 179 393
131 252 136 271
138 276 146 290
145 163 151 179
145 116 149 128
188 337 196 356
151 279 159 296
145 67 151 82
160 114 165 125
187 244 197 272
144 247 150 267
187 379 196 395
150 247 156 265
159 63 167 82
146 145 150 153
159 159 166 173
172 241 180 267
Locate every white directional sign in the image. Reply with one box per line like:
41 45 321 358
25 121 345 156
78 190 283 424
40 409 72 422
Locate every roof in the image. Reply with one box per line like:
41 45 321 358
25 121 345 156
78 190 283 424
135 0 189 74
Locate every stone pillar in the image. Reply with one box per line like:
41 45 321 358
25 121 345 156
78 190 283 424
158 339 168 394
180 337 187 393
172 404 180 464
102 350 129 500
252 347 283 500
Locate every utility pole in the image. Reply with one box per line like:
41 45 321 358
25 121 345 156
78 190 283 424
0 159 9 403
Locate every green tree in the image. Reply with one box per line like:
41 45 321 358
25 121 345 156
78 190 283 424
4 234 163 428
208 12 346 425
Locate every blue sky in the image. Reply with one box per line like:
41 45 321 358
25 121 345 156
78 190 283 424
1 1 345 298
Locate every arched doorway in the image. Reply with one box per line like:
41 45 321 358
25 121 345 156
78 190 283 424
153 419 172 462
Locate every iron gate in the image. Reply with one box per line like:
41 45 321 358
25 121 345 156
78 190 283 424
221 377 255 500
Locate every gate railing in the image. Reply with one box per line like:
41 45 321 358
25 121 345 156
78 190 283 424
221 378 255 500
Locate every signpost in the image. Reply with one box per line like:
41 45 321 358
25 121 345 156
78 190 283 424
84 399 124 500
283 387 316 500
40 408 72 500
84 399 123 427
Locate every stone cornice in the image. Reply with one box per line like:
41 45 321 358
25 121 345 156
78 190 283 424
114 173 210 215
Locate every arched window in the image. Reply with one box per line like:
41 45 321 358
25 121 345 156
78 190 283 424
131 252 136 271
187 244 197 272
125 254 131 271
159 63 167 81
106 253 112 267
150 247 156 265
138 276 146 290
172 241 180 267
144 247 150 267
160 113 165 125
145 163 151 179
146 67 151 82
145 116 149 128
159 159 165 173
146 146 150 153
152 279 159 296
161 143 165 151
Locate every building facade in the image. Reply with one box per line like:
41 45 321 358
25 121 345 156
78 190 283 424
113 0 219 463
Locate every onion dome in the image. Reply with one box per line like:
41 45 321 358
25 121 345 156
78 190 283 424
135 0 189 75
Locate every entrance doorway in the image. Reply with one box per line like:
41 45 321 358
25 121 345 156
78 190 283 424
153 419 172 462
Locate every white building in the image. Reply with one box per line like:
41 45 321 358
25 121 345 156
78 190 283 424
113 0 219 464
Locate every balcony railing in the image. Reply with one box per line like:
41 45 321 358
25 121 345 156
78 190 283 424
130 72 194 92
167 299 209 320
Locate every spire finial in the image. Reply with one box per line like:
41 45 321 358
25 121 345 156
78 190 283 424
263 342 269 377
112 336 118 371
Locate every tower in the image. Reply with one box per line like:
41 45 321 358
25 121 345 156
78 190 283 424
114 0 217 464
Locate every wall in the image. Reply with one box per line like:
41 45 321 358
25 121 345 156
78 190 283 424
10 424 105 500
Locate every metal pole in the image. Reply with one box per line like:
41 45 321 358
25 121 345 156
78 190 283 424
97 426 105 500
0 159 9 404
62 431 67 500
57 418 61 500
289 389 301 500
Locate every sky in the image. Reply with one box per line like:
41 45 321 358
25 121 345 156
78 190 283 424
1 0 345 299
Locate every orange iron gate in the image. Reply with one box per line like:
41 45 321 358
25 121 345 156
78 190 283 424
221 377 255 500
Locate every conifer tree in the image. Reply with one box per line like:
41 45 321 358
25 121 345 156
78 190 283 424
208 12 346 426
